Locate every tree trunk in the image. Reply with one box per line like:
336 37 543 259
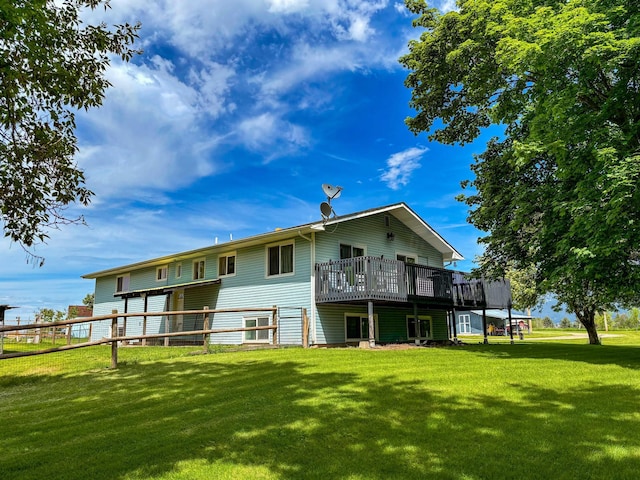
574 308 601 345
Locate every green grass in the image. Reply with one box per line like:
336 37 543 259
1 334 640 479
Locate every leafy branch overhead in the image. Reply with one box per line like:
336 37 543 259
400 0 640 344
0 0 141 262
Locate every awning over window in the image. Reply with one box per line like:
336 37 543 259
114 278 221 299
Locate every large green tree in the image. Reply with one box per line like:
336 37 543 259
400 0 640 344
0 0 140 263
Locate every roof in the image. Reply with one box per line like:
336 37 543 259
68 305 93 318
83 202 464 279
470 309 532 320
115 278 221 298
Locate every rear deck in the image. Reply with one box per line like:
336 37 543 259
315 257 511 309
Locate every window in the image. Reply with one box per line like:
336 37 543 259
345 314 378 341
407 315 432 339
244 316 270 343
267 242 294 276
218 252 236 277
458 314 471 334
115 274 130 293
397 253 417 264
193 259 205 280
156 266 168 281
340 244 365 259
175 263 182 279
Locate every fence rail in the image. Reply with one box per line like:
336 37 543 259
0 306 280 367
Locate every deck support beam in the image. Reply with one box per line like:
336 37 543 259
482 308 488 344
451 309 458 343
368 301 375 348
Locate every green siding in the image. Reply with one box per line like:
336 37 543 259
314 212 444 267
314 304 449 345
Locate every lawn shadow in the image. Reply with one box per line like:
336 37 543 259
2 351 640 479
461 341 640 370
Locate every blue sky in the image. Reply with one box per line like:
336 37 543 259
1 0 564 322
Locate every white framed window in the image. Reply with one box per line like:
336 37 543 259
345 314 379 341
339 243 366 259
407 315 432 339
175 263 182 279
396 252 417 264
193 258 206 280
458 314 471 334
156 265 168 281
266 241 294 277
115 274 130 293
218 252 236 277
244 316 270 343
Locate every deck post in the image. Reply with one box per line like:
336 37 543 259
123 298 128 346
203 306 210 354
368 301 375 348
272 305 278 346
142 293 148 346
302 308 309 348
111 309 118 368
413 303 419 345
482 308 488 344
451 309 458 343
508 307 514 344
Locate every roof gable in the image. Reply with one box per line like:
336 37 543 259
83 202 463 278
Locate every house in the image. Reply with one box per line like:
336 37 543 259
456 309 531 336
82 203 512 347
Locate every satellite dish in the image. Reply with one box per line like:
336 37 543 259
320 201 333 219
322 184 342 200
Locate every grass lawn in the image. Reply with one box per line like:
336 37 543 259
1 333 639 479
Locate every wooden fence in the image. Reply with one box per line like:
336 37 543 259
0 306 284 368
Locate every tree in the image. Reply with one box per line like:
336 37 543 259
82 292 94 309
0 0 140 263
541 317 555 329
400 0 640 344
504 262 540 312
36 307 65 322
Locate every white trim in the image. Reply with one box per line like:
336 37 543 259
396 251 418 264
344 312 379 341
156 265 168 282
115 274 130 293
406 315 433 340
265 239 295 278
458 314 471 334
243 315 270 343
218 251 237 277
192 258 206 280
175 263 182 279
339 242 367 259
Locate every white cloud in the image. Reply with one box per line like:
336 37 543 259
75 58 233 199
380 146 427 190
267 0 311 13
237 113 310 161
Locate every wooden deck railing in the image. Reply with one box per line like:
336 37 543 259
315 257 511 308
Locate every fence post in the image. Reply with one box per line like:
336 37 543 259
272 305 278 346
66 324 72 345
203 306 210 354
302 308 309 348
111 309 118 369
